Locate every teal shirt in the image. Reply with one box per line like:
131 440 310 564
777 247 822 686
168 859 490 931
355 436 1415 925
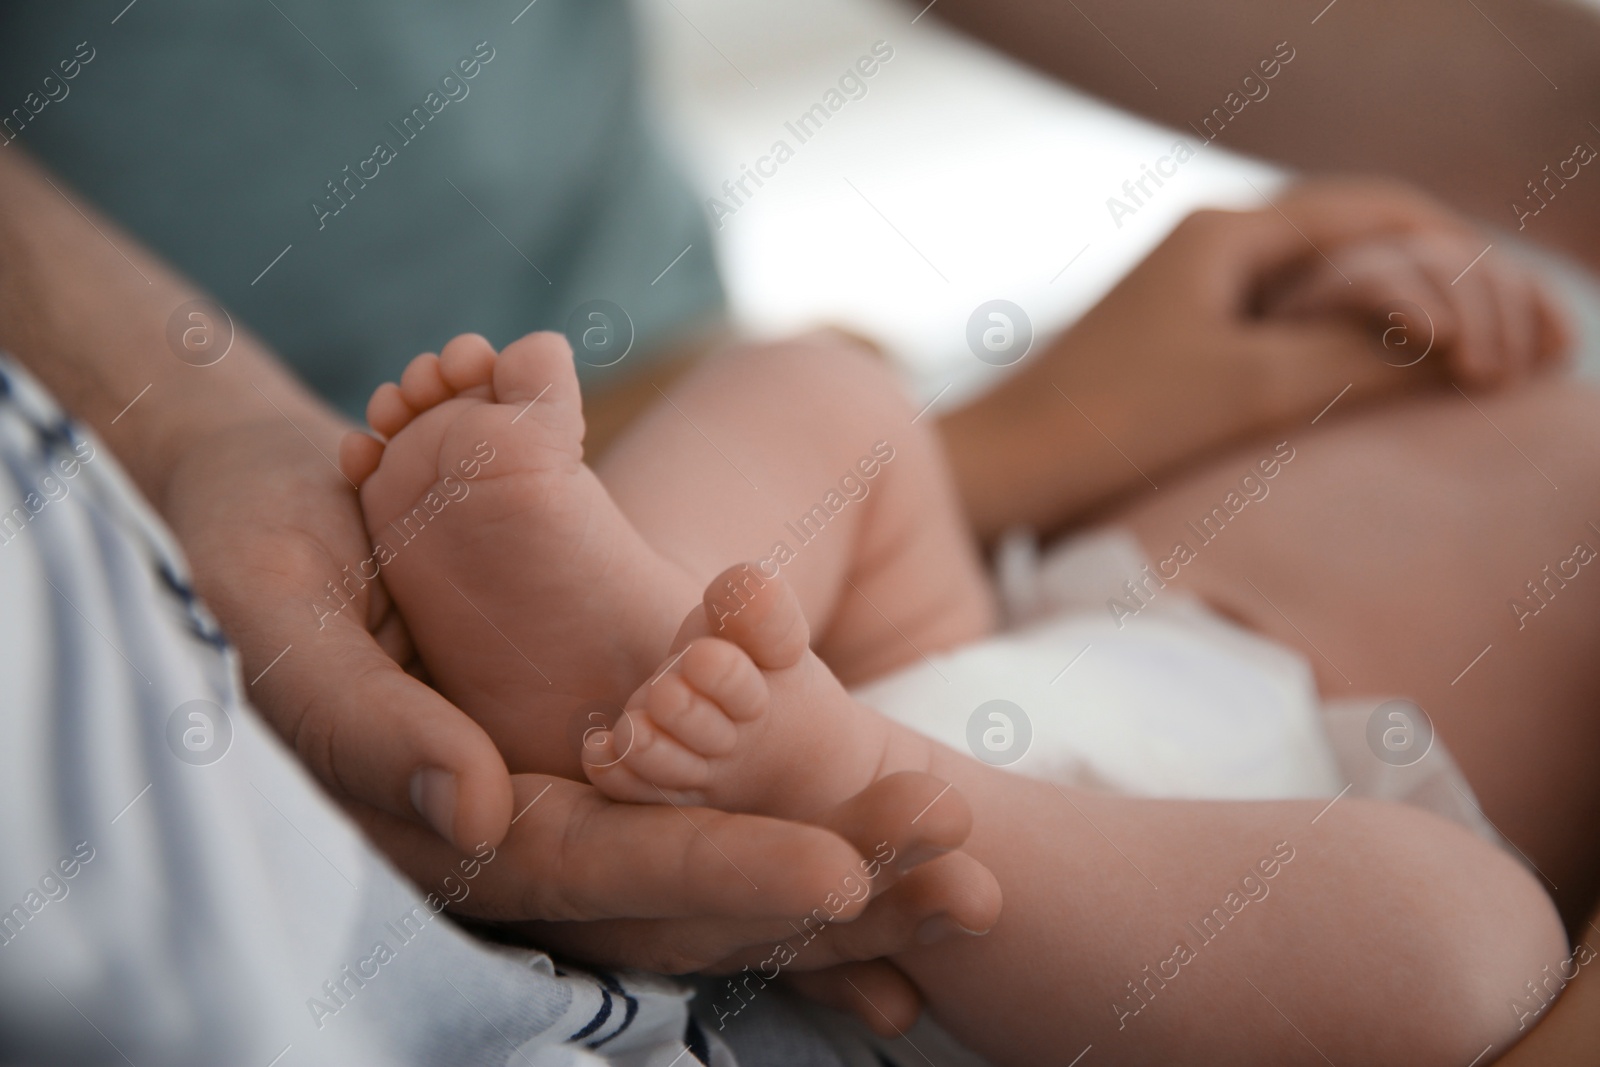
0 1 723 416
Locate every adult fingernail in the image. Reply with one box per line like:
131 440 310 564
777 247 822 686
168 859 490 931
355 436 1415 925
409 767 458 844
915 915 988 945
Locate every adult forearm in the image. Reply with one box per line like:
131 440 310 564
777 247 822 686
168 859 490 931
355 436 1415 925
0 148 340 504
938 361 1152 540
938 0 1600 263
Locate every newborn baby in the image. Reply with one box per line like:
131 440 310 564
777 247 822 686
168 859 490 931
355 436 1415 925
336 228 1567 1064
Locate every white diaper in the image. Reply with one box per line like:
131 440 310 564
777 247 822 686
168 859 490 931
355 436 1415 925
852 527 1502 845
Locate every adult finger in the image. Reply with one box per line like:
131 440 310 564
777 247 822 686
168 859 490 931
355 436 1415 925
1267 248 1462 360
515 848 1001 978
785 961 924 1039
169 419 519 853
1382 238 1465 375
356 773 872 923
1178 178 1474 307
245 576 516 852
1490 267 1542 383
1238 317 1433 426
351 772 1003 975
523 841 1001 976
705 850 1001 975
1491 259 1574 377
812 771 975 877
1391 236 1516 387
1533 277 1577 369
1440 260 1509 388
481 772 984 923
1169 209 1398 318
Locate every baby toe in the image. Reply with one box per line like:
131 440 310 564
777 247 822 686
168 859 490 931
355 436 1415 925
582 742 661 805
495 331 581 408
645 667 743 757
439 333 497 392
338 431 385 486
679 638 768 726
703 564 810 670
614 709 712 794
399 352 453 412
366 382 415 439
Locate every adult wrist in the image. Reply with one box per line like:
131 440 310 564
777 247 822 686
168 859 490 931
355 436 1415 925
0 148 345 504
940 346 1153 540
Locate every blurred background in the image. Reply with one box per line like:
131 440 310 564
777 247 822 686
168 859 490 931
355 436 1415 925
634 0 1600 399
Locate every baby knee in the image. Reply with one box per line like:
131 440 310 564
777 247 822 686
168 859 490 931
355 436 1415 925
1334 800 1566 1061
740 331 914 419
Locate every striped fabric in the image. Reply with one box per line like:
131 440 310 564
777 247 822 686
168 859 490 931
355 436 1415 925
0 355 710 1067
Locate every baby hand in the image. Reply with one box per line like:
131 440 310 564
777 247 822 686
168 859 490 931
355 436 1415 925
1261 230 1573 388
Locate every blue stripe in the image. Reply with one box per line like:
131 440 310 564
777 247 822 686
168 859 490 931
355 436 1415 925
569 985 613 1044
587 970 640 1049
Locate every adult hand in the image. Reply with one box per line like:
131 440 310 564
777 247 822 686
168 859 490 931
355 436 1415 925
942 177 1544 538
1261 226 1572 389
160 415 518 851
0 143 1000 1036
349 771 1002 1036
159 388 1003 1043
0 148 515 853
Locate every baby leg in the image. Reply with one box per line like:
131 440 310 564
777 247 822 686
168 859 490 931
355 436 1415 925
343 330 989 777
590 566 1563 1064
893 747 1565 1066
596 331 997 686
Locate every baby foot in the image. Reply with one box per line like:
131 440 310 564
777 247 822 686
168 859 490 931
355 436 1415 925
340 332 699 779
583 563 934 819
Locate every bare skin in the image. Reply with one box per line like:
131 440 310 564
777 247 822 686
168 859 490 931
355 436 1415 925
1496 898 1600 1065
0 148 1000 1030
346 331 704 780
350 329 1567 1064
599 569 1565 1065
1113 377 1600 928
344 328 996 779
3 132 1590 1054
937 180 1569 539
